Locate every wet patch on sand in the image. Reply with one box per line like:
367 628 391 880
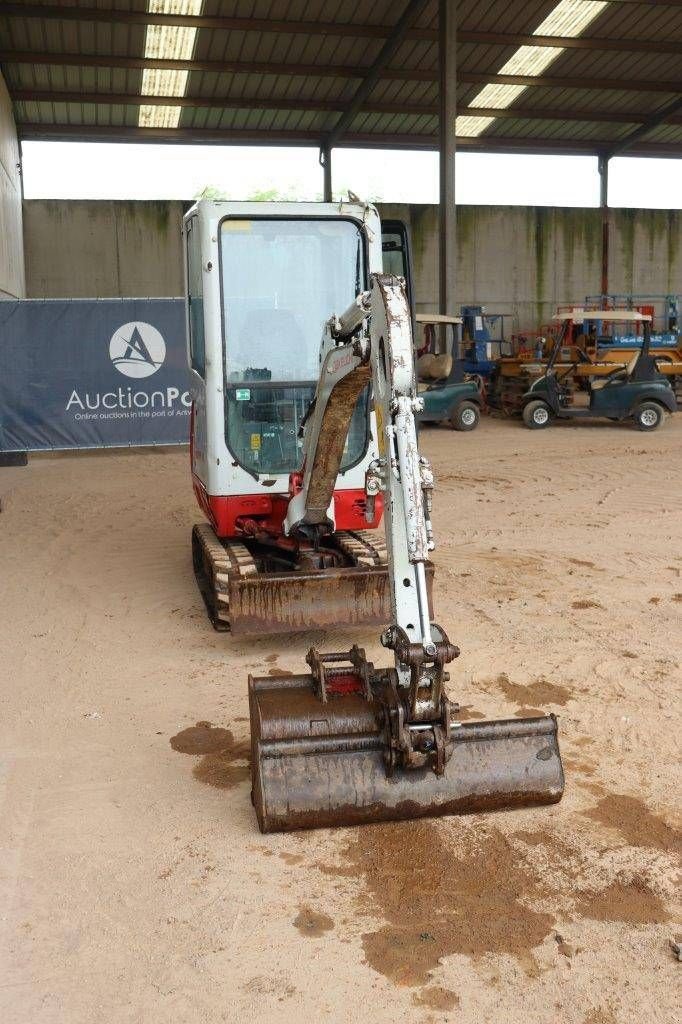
571 599 604 610
564 757 597 778
170 721 234 754
268 667 294 676
293 905 334 938
582 793 681 856
454 705 485 721
412 985 460 1011
493 673 572 707
315 814 678 995
192 749 250 789
576 879 669 925
170 721 250 790
514 706 544 718
280 852 305 866
328 821 556 987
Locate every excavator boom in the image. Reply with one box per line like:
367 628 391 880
250 275 564 832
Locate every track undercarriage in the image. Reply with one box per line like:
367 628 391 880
192 522 433 636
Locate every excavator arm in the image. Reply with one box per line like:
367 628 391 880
285 279 436 652
248 275 565 832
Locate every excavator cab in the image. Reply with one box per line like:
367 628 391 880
186 203 405 635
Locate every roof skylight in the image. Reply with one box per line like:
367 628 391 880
138 0 203 129
456 1 609 137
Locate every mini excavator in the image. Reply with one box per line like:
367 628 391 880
184 200 564 832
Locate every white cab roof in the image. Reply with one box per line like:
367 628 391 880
415 313 463 324
553 308 652 323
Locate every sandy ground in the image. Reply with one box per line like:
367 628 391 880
1 417 680 1024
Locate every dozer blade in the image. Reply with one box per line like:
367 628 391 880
192 523 435 635
230 564 391 635
249 672 564 833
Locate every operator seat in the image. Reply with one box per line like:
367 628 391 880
591 350 638 390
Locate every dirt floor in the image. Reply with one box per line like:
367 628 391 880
1 416 680 1024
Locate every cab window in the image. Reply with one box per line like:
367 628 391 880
186 218 205 376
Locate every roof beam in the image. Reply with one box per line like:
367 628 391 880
459 30 682 55
0 50 431 82
604 94 682 157
4 4 682 54
12 89 682 128
2 51 681 94
461 72 681 94
323 0 431 149
11 88 433 118
15 122 682 158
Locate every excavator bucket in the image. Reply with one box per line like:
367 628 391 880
249 667 564 833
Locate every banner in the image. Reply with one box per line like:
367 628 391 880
0 299 191 451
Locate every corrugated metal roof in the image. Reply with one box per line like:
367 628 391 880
1 0 680 155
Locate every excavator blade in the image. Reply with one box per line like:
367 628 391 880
249 672 564 833
229 564 391 635
192 523 435 635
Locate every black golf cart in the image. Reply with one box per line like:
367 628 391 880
521 311 677 431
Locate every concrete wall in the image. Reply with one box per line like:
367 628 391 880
23 199 682 330
0 70 25 299
380 203 682 329
23 200 184 298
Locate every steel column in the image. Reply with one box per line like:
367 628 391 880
439 0 457 317
599 155 609 298
321 142 332 202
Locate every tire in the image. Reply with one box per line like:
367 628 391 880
522 399 552 429
451 400 480 432
633 401 665 431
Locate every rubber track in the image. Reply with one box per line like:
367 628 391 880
192 523 257 631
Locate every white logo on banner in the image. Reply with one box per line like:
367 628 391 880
109 322 166 378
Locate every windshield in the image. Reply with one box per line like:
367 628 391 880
220 217 368 476
221 217 365 383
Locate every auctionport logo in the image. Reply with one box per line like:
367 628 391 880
109 321 166 378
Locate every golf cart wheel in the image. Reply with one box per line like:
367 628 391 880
633 401 665 432
451 401 480 432
522 400 552 429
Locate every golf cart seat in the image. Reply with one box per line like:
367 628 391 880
591 350 638 390
429 354 453 379
417 353 436 378
417 352 452 382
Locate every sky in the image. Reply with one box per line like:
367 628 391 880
20 141 682 209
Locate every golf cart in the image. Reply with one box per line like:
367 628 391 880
521 310 677 431
415 314 483 431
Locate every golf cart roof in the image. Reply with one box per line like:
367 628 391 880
415 313 464 325
553 308 652 323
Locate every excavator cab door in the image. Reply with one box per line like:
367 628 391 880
185 215 209 486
